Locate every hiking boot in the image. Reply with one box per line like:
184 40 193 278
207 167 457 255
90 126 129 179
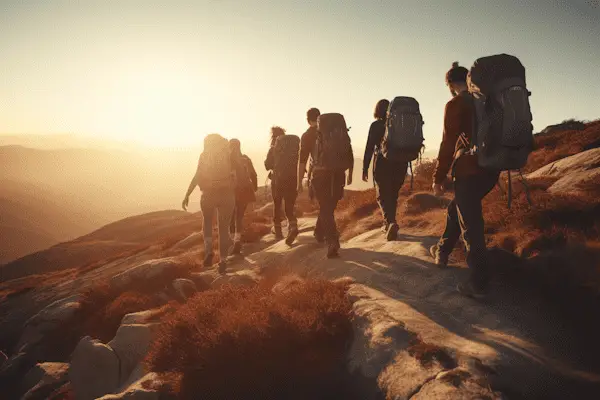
218 261 227 275
271 226 284 240
203 252 214 268
386 223 399 241
231 241 242 255
327 241 341 259
456 281 487 300
429 245 448 268
285 225 299 246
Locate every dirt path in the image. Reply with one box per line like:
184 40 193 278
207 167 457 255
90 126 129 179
233 217 600 399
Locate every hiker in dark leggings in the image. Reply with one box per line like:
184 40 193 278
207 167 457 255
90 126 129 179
363 99 407 241
430 62 500 299
229 139 258 255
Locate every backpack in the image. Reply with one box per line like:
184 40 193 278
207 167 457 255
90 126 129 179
197 134 233 191
467 54 534 208
272 135 300 183
467 54 534 171
381 97 425 163
235 155 254 190
313 113 353 171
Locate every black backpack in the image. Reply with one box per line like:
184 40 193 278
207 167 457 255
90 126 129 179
381 97 425 163
272 135 300 183
468 54 534 207
313 113 353 172
468 54 534 171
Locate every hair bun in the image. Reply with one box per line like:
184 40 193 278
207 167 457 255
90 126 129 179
452 61 460 68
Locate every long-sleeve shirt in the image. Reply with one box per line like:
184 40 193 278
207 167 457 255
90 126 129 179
299 126 318 165
363 119 386 174
433 92 482 184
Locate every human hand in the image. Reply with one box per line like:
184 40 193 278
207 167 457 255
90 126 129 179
182 195 190 211
432 183 444 197
362 171 368 182
347 173 353 186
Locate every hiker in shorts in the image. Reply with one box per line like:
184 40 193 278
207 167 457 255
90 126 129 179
363 99 408 241
430 62 500 299
298 109 354 258
182 133 236 274
264 126 300 245
229 138 258 255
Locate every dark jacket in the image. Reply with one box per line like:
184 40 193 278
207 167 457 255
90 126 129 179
363 119 386 175
433 92 483 184
233 153 257 203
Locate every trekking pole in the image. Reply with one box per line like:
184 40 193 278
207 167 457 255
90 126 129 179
507 170 513 209
518 169 533 206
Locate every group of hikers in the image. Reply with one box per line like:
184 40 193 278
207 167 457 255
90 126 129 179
183 54 534 299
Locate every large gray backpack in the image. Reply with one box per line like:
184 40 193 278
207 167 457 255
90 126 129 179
272 134 300 183
468 54 534 171
313 113 353 172
381 97 425 163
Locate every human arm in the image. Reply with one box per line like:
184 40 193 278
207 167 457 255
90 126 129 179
264 147 274 171
432 98 463 186
182 168 200 211
362 121 381 181
297 129 315 192
246 156 258 191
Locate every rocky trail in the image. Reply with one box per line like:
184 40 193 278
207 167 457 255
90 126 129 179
2 216 600 399
226 217 600 399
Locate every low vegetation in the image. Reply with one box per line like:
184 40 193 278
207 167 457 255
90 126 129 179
144 278 358 400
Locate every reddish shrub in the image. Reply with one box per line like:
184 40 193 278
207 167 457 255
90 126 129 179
145 279 357 400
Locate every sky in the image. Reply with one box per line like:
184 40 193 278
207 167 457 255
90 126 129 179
1 0 599 154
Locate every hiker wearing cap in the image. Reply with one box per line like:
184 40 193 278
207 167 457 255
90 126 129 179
430 62 500 299
229 138 258 255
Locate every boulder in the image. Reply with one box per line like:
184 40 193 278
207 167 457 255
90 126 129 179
172 278 197 301
97 372 162 400
172 232 202 250
108 323 160 385
527 148 600 194
110 258 182 290
121 309 161 326
16 295 81 350
411 368 501 399
69 336 120 400
21 362 69 400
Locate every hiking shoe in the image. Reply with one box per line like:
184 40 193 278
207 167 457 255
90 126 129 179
203 252 214 268
218 261 227 274
231 241 242 255
271 226 284 240
285 226 299 246
327 241 341 259
386 223 399 241
456 282 487 300
429 245 448 268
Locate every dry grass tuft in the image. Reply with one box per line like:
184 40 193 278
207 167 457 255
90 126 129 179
144 278 357 400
